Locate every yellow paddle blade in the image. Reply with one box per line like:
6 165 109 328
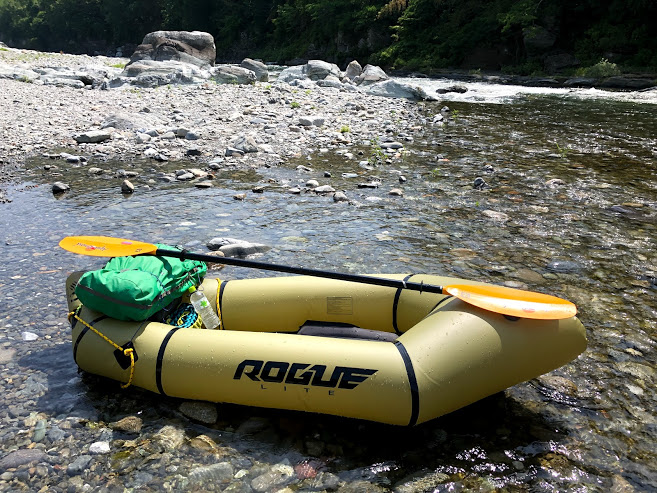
59 236 157 257
444 284 577 320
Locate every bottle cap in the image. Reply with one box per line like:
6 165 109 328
188 286 197 293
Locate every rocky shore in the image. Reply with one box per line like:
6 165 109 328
0 45 443 206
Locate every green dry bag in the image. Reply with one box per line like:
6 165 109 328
75 244 207 321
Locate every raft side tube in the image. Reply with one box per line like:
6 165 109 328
399 299 587 424
219 274 460 334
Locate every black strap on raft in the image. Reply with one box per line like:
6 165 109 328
392 274 417 335
394 340 420 427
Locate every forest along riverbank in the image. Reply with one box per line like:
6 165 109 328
1 49 657 492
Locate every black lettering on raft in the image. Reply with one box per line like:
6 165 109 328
233 360 377 390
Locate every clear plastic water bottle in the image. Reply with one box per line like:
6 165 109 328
188 286 220 330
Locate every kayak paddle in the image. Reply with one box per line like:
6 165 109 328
59 235 578 320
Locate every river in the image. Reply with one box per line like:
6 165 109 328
1 78 655 491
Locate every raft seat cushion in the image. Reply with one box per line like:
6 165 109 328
298 321 398 342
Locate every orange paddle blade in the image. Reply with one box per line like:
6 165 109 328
58 236 157 257
444 284 577 320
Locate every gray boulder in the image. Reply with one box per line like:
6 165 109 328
305 60 341 80
354 64 388 86
211 65 256 85
367 79 438 101
0 62 39 82
117 60 210 87
74 129 113 144
344 60 363 80
130 31 216 68
316 75 343 89
240 58 269 82
276 65 305 84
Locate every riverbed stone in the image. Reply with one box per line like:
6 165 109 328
0 449 47 470
179 401 218 424
51 181 70 194
74 129 113 144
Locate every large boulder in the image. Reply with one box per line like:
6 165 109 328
354 64 388 86
367 79 438 101
344 60 363 81
113 60 211 88
210 65 256 85
305 60 341 80
240 58 269 82
129 31 216 68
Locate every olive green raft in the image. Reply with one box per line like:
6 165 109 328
66 272 586 426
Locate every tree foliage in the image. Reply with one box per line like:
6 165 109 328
0 0 654 71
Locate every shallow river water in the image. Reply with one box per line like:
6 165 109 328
1 81 656 491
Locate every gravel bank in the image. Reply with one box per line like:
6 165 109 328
0 49 428 204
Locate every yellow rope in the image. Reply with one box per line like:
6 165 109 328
68 310 135 388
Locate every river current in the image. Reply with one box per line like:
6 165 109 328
1 78 656 491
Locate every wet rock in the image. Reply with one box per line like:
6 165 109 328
110 415 143 433
179 401 218 424
339 480 387 493
546 178 566 187
207 237 270 257
515 268 545 284
436 84 468 94
154 425 186 451
380 141 403 150
121 179 135 193
189 461 234 484
547 260 583 273
482 210 510 222
251 463 295 493
333 192 349 202
89 441 111 454
0 348 16 364
473 177 488 190
314 185 336 193
52 181 70 194
394 471 450 493
67 454 93 476
0 449 47 470
536 375 578 396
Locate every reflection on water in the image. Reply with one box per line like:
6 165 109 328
1 89 655 491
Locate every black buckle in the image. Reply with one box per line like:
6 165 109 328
114 341 138 370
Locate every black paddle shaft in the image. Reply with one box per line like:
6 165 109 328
156 248 445 295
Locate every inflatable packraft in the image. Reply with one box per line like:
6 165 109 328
66 272 587 425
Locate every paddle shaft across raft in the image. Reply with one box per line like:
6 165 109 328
156 248 443 295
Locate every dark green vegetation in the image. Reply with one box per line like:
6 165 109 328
0 0 655 73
